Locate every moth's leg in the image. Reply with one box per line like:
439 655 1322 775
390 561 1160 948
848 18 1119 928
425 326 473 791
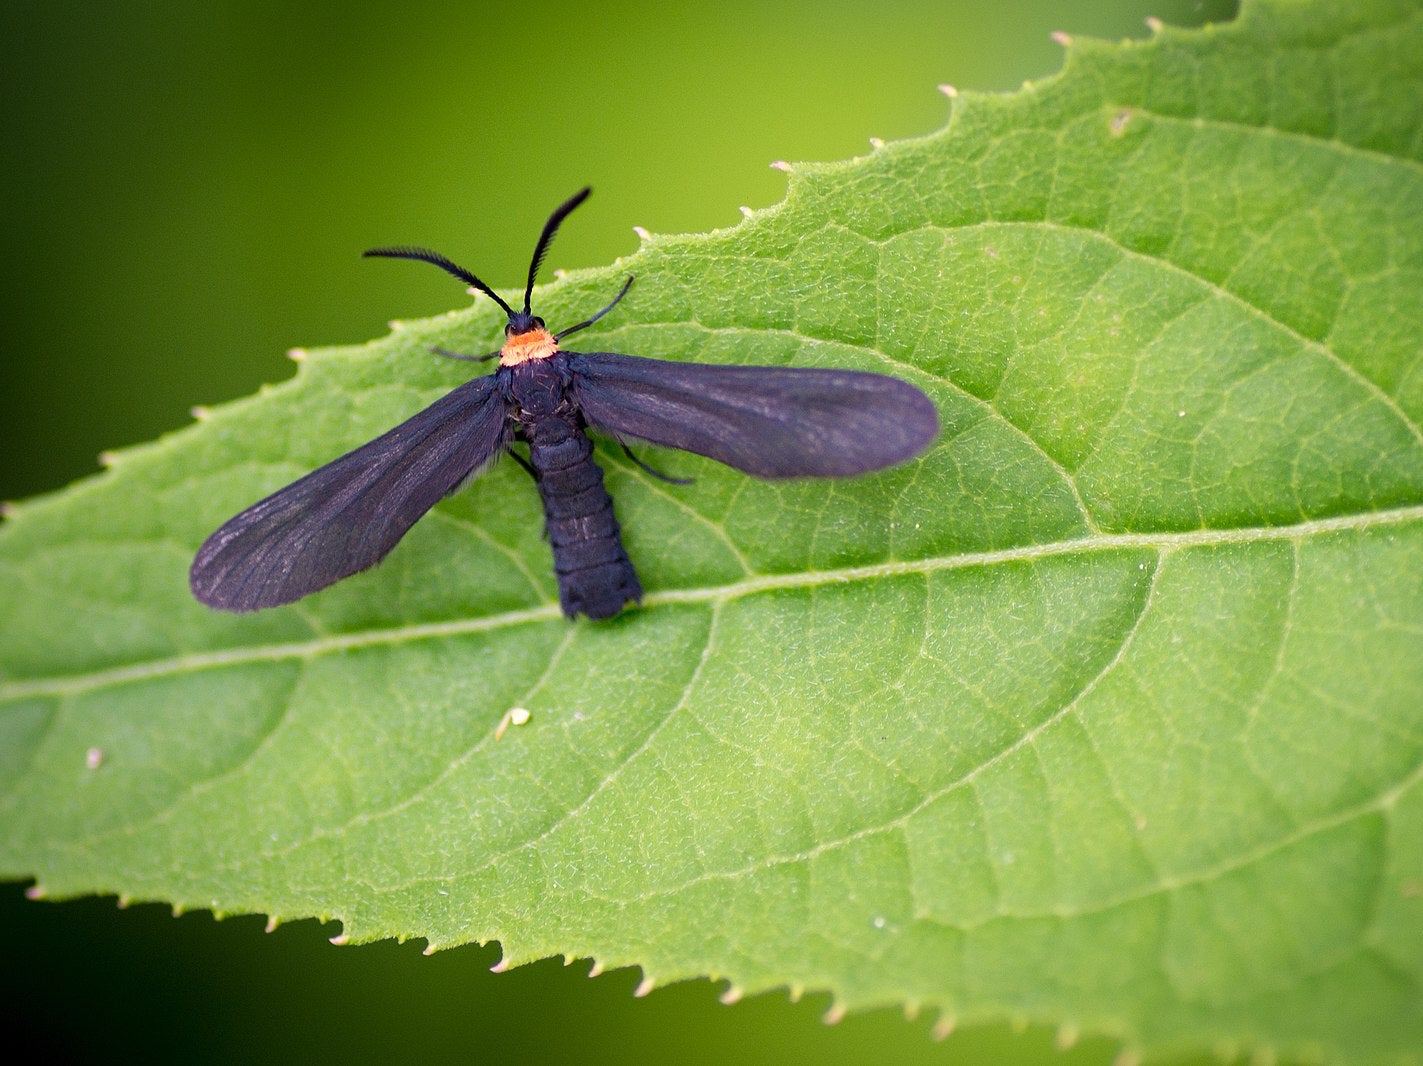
431 346 499 363
618 440 692 485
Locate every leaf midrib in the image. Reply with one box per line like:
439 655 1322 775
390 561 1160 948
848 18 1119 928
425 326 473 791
4 503 1419 701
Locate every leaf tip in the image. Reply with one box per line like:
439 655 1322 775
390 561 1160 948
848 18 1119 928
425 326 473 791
631 226 653 241
286 347 308 362
1144 15 1164 34
937 83 958 98
868 136 886 150
84 746 104 770
632 975 655 998
931 1014 956 1041
738 205 754 219
902 1000 920 1022
264 916 279 933
1055 1023 1080 1050
116 895 131 910
490 956 509 973
24 883 46 901
586 959 604 978
328 932 350 946
97 450 120 469
189 404 212 422
1051 30 1073 47
822 1002 847 1025
718 984 743 1006
769 160 793 173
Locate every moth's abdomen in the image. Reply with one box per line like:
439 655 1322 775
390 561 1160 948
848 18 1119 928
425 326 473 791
527 421 641 620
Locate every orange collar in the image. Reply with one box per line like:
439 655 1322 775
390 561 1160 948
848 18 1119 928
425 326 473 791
499 326 558 366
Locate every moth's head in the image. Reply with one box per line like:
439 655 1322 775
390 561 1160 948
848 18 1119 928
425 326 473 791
498 316 557 366
505 312 546 336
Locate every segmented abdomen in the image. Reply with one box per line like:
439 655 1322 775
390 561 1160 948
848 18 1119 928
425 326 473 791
527 419 641 619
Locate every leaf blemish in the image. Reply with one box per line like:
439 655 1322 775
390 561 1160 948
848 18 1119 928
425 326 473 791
494 706 531 740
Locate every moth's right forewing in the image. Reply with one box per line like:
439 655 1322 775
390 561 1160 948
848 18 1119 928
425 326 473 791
190 375 508 611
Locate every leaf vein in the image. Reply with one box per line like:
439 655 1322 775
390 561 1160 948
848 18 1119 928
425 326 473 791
2 507 1420 703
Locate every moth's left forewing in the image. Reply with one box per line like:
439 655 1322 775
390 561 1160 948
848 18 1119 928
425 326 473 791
568 351 938 478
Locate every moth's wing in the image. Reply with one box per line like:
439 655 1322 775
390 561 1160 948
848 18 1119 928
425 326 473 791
568 352 938 478
191 375 508 611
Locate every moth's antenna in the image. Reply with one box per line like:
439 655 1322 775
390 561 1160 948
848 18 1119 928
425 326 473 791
525 187 591 314
363 246 515 318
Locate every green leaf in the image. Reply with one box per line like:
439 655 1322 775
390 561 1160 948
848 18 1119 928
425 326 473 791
3 0 1422 1062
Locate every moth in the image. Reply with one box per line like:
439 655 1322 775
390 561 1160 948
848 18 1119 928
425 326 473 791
190 188 939 619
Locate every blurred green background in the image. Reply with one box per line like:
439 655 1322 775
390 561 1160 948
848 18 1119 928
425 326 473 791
3 1 1238 1062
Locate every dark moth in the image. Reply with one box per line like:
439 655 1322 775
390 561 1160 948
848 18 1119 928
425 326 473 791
190 188 938 619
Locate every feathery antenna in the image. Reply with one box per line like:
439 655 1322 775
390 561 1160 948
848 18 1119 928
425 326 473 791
525 187 591 314
363 246 514 318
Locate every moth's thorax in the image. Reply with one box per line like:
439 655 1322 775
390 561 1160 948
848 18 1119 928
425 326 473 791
499 325 558 367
